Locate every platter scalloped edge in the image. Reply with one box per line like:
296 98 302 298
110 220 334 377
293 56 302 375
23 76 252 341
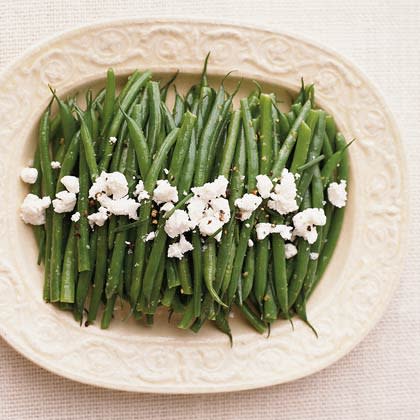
0 18 408 393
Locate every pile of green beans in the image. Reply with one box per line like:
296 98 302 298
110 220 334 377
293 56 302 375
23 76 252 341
29 61 351 339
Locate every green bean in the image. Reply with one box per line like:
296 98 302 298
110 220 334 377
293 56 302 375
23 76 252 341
322 133 333 159
49 133 80 302
86 223 108 324
178 299 195 330
218 110 241 178
137 87 149 129
194 86 225 186
236 301 267 334
100 70 151 171
76 109 99 181
60 224 77 303
263 275 278 323
178 258 193 295
271 99 311 178
191 233 202 317
214 310 233 345
129 128 179 306
287 191 312 308
199 52 210 89
277 111 290 142
49 113 61 141
161 102 177 133
74 229 97 323
290 121 311 173
172 88 185 127
166 260 180 288
123 231 136 297
145 254 166 314
320 136 353 187
161 286 176 307
203 238 227 307
297 154 325 172
121 106 150 179
146 81 162 154
240 243 254 300
39 108 54 301
160 71 178 101
197 86 215 138
101 294 117 329
325 115 337 144
312 134 349 293
77 144 91 273
100 68 116 135
167 111 197 184
49 87 76 148
286 111 295 127
271 214 288 315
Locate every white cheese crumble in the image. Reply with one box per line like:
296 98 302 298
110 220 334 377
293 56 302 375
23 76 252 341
267 168 299 215
153 180 178 205
327 180 347 208
144 231 156 242
133 180 150 202
256 174 273 199
248 239 254 247
164 209 194 238
97 195 140 220
109 136 117 144
255 223 293 240
292 208 326 244
89 171 128 199
234 193 262 221
20 167 38 184
71 212 80 222
191 175 229 201
61 175 79 194
20 194 51 225
167 234 194 259
161 202 175 212
52 191 77 213
285 243 298 259
87 206 109 227
185 176 231 241
309 252 319 260
163 168 169 175
50 161 61 169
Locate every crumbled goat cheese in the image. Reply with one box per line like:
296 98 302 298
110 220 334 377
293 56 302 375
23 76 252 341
191 175 229 201
87 206 109 227
144 231 156 242
285 243 298 259
248 239 254 247
310 252 319 260
109 136 117 144
164 209 194 238
20 194 51 225
61 175 79 194
71 211 80 222
98 195 140 220
52 191 77 213
104 172 128 199
167 234 194 259
161 202 175 212
234 194 262 221
271 224 293 240
133 180 150 202
20 167 38 184
292 208 326 244
327 180 347 208
153 179 178 205
198 212 224 241
186 196 207 225
89 171 128 199
256 174 273 199
255 223 293 240
163 168 169 175
255 223 272 240
50 161 61 169
267 168 299 215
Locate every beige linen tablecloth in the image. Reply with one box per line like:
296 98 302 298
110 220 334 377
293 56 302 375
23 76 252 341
1 1 419 419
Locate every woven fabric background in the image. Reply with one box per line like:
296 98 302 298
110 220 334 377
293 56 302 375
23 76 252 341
1 1 419 419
